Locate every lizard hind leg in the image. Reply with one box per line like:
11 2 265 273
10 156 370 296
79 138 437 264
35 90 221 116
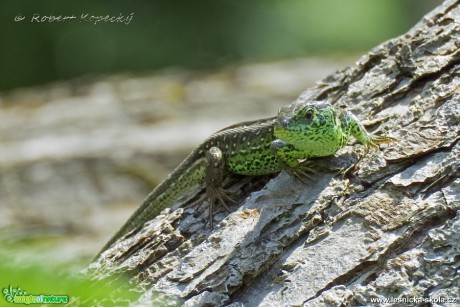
205 147 235 228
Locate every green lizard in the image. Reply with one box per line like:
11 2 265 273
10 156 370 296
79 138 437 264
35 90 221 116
98 101 395 255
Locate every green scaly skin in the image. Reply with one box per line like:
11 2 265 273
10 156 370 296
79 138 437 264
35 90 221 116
98 101 395 256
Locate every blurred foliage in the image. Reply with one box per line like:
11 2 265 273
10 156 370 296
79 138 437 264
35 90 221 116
0 0 442 91
0 251 144 306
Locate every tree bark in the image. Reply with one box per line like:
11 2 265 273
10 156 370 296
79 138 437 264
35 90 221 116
89 1 460 306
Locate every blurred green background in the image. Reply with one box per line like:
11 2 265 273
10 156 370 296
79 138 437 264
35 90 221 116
0 0 442 92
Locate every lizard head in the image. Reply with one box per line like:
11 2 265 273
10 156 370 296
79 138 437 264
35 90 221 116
274 101 344 157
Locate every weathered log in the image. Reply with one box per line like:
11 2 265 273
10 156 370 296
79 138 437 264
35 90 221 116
89 1 460 306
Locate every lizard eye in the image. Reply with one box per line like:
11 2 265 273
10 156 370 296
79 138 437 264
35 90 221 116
304 109 314 121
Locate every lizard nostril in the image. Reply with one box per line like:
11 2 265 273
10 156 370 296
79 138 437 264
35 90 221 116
278 117 290 128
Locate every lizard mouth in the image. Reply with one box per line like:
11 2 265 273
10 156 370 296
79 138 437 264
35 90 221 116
273 121 295 143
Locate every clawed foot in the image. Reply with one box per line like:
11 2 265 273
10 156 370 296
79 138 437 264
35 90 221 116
206 187 235 229
360 135 398 156
283 160 317 184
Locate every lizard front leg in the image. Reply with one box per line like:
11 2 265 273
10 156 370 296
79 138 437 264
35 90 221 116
205 147 234 228
341 111 397 150
270 139 316 182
